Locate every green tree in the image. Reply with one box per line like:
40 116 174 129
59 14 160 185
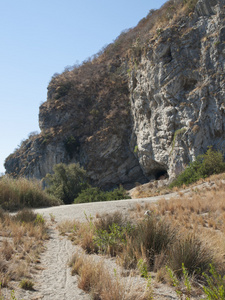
44 163 88 204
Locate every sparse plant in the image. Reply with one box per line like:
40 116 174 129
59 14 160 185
134 145 139 153
49 213 56 222
19 278 34 290
203 264 225 299
35 214 45 225
138 258 148 278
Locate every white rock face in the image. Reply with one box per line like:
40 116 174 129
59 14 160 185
129 0 225 179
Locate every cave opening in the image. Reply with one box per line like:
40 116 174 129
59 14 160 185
154 169 168 180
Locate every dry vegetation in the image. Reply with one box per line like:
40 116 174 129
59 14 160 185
0 176 61 211
69 252 152 300
59 173 225 299
0 209 48 298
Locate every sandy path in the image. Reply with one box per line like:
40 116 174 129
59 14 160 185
15 225 91 300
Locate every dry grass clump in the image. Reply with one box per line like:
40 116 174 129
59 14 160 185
0 176 61 211
0 209 48 293
69 252 152 300
58 212 130 256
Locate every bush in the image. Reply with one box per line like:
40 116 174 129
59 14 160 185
94 223 133 256
13 209 37 223
121 215 176 270
0 176 61 211
45 163 89 204
95 211 126 232
170 147 225 188
168 234 213 278
74 186 129 204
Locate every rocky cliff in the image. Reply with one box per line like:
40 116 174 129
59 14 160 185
5 0 225 188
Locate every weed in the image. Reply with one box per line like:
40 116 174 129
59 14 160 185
49 213 56 222
19 278 34 290
203 264 225 299
35 214 45 225
138 258 148 278
166 266 182 298
170 127 187 153
94 222 133 256
134 145 139 153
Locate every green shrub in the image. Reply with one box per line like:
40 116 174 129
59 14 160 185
94 223 131 256
35 213 45 225
203 264 225 299
0 176 61 211
45 163 89 204
74 186 129 204
170 147 225 188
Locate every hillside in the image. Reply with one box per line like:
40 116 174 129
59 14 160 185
5 0 225 189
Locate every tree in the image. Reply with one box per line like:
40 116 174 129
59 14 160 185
44 163 89 204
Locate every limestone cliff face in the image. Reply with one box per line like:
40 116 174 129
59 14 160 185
5 0 225 187
130 0 225 179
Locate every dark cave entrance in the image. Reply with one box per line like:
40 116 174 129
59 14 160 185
154 169 168 180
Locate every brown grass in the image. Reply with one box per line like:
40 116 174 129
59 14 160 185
69 252 153 300
60 174 225 298
0 176 61 211
0 209 48 293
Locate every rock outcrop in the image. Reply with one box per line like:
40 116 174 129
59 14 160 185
5 0 225 188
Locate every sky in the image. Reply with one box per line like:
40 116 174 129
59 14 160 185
0 0 166 174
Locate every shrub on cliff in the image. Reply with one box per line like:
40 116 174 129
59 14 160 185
0 176 61 211
44 163 89 204
170 147 225 188
74 185 129 204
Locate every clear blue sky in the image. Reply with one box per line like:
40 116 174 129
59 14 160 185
0 0 166 174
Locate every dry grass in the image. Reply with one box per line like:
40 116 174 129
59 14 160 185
129 174 225 277
130 172 225 199
58 212 129 255
69 252 153 300
0 209 48 294
62 173 225 298
0 176 61 211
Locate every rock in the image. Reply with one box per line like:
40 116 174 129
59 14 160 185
4 0 225 189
